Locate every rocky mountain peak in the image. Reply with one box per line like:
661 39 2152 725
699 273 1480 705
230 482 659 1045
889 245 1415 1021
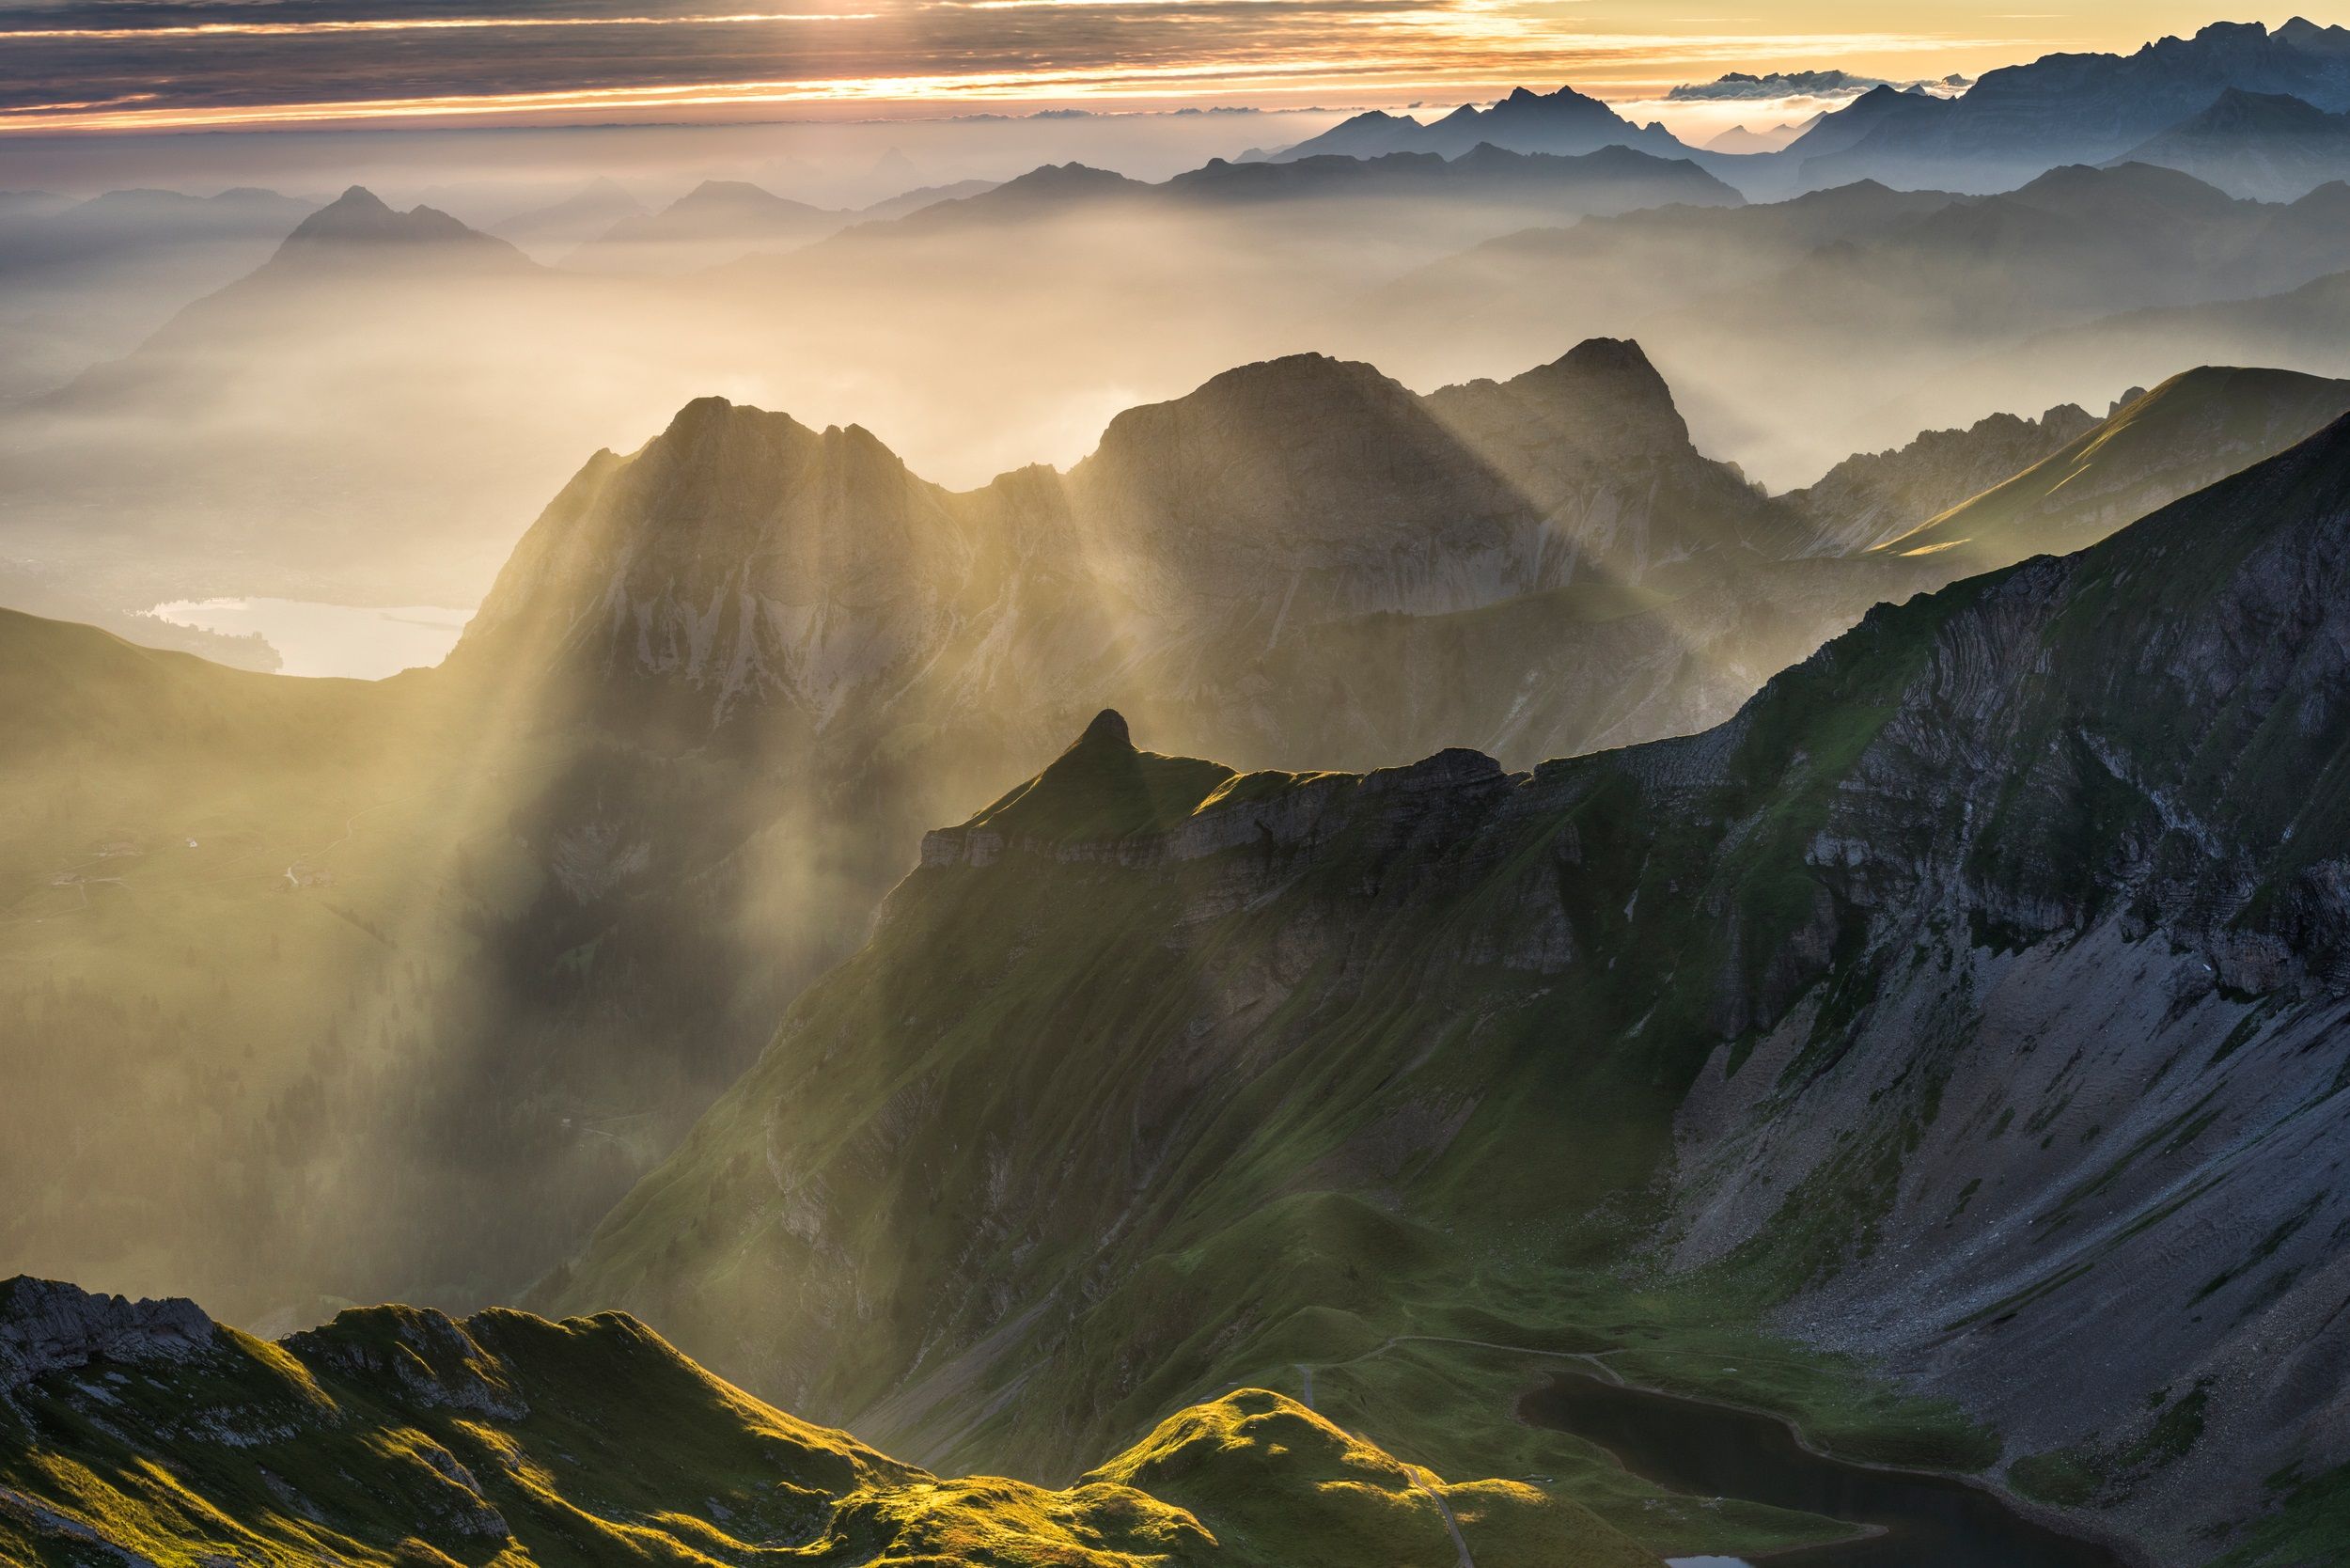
283 185 488 248
1529 336 1674 405
1427 336 1698 464
1 1276 217 1393
2280 15 2350 54
271 185 529 278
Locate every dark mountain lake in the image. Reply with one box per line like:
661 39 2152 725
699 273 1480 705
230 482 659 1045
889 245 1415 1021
1521 1372 2128 1568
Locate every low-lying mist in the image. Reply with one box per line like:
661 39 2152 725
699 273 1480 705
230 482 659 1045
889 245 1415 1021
9 149 2350 639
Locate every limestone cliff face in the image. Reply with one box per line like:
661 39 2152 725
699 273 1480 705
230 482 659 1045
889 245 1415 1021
464 398 1114 730
554 415 2350 1564
461 338 1785 770
0 1277 216 1396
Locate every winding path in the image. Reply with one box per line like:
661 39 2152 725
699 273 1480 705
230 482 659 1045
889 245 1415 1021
1408 1467 1477 1568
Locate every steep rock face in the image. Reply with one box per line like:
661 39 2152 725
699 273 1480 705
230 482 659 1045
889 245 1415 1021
1423 337 1790 572
465 396 1108 727
463 339 1782 739
1064 342 1773 646
552 416 2350 1563
0 1278 216 1395
0 1278 1650 1568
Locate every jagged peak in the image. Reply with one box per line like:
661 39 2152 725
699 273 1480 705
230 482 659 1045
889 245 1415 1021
1493 336 1680 417
959 713 1234 845
321 183 390 215
642 393 822 452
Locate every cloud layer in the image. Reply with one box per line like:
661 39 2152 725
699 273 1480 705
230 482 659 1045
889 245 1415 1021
0 0 2257 133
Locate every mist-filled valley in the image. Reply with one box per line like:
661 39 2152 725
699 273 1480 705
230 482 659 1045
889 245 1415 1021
19 15 2350 1568
24 89 2350 641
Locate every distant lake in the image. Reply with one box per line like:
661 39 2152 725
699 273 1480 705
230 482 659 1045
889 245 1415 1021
149 597 471 680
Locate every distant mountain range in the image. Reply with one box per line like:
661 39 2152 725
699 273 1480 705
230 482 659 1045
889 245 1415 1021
486 174 648 259
1368 160 2350 481
1786 18 2350 193
1668 69 1968 103
566 178 851 272
0 183 315 400
1279 22 2350 201
822 142 1740 240
2117 86 2350 200
18 148 2350 623
1274 84 1703 166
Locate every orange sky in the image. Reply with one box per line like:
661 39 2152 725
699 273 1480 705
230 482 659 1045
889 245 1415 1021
0 3 2332 135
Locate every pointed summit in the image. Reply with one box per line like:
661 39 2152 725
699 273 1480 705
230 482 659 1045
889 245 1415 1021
1080 708 1133 749
275 186 528 268
961 714 1233 844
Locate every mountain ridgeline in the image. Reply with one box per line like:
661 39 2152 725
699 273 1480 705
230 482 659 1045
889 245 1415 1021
8 338 2349 1350
1277 22 2350 200
0 1276 1654 1567
547 408 2350 1563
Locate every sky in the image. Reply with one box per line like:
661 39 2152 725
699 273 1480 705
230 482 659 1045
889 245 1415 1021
0 3 2334 136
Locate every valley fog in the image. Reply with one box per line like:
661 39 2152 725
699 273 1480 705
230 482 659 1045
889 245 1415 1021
19 122 2350 637
15 22 2350 1566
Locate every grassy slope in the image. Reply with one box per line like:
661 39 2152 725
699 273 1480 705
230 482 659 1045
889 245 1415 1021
556 416 2350 1561
1876 366 2350 569
552 593 1994 1561
0 1282 1655 1568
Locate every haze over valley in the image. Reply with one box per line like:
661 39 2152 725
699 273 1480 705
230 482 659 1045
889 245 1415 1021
13 12 2350 1568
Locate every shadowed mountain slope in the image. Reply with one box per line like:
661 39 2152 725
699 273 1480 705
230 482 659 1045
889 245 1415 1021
1360 163 2350 483
2118 88 2350 199
0 184 316 400
549 411 2350 1563
2 344 2333 1373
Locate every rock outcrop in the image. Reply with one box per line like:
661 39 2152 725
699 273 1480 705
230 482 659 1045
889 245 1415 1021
0 1277 215 1395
